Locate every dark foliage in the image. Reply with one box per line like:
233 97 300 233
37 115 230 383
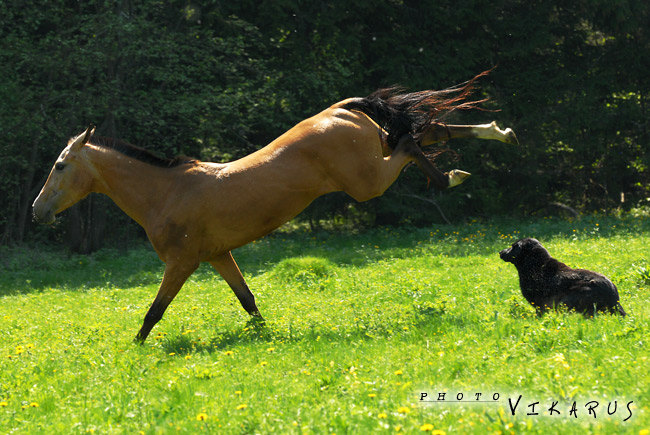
1 1 648 250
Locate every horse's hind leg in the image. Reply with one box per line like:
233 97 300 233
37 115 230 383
421 121 519 146
210 252 264 323
343 133 468 202
395 135 470 189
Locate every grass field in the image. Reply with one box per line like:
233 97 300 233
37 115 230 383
1 216 648 434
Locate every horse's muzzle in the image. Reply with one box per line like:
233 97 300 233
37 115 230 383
32 208 56 225
32 198 56 225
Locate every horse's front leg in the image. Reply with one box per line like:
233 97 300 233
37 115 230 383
135 261 198 343
421 121 519 146
210 252 264 324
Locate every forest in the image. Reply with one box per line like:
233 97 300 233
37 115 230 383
1 0 648 251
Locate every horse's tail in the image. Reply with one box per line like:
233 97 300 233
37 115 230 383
343 70 491 149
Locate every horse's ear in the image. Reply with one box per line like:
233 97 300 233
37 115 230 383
70 124 96 151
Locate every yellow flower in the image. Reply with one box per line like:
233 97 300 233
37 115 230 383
196 412 208 421
420 424 435 432
368 393 377 398
639 430 650 435
184 355 192 360
394 370 403 375
266 347 275 352
29 402 39 407
259 361 268 366
0 402 7 407
224 351 234 356
236 404 247 410
235 390 242 395
397 406 411 414
378 413 387 419
15 346 24 355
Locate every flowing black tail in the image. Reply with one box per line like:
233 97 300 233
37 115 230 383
343 70 491 149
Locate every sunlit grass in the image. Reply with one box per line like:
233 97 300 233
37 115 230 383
1 216 648 433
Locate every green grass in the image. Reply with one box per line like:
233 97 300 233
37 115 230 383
1 216 648 434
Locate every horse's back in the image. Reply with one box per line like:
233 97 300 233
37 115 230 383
154 98 390 261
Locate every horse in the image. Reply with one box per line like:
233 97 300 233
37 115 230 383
33 76 518 343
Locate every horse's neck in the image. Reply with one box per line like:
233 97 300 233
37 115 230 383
86 146 174 227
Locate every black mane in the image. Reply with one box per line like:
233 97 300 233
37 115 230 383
89 136 196 168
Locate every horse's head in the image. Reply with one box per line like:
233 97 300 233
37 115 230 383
33 126 96 224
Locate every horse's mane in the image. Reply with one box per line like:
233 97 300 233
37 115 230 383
88 136 196 168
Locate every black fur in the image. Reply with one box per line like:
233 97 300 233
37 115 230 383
499 238 626 317
89 136 196 168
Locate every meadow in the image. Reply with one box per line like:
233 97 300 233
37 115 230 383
1 216 648 434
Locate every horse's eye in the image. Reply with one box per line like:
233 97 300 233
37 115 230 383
55 163 66 171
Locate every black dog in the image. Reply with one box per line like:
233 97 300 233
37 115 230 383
500 238 626 317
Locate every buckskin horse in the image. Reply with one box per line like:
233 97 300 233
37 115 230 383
33 74 518 342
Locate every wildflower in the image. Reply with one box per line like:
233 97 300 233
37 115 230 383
419 424 435 432
196 412 208 421
394 370 403 375
397 406 411 414
266 347 275 352
185 355 192 360
236 404 247 410
552 352 570 369
29 402 39 407
378 413 387 419
0 402 7 407
235 390 242 395
368 393 377 398
224 350 234 356
168 352 176 356
15 346 24 355
260 361 268 366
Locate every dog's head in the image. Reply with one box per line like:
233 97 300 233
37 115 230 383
499 238 548 266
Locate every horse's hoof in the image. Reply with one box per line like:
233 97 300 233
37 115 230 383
246 315 266 328
448 169 471 188
504 128 519 145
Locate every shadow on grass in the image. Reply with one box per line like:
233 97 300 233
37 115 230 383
159 314 429 355
159 300 474 356
3 215 648 297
